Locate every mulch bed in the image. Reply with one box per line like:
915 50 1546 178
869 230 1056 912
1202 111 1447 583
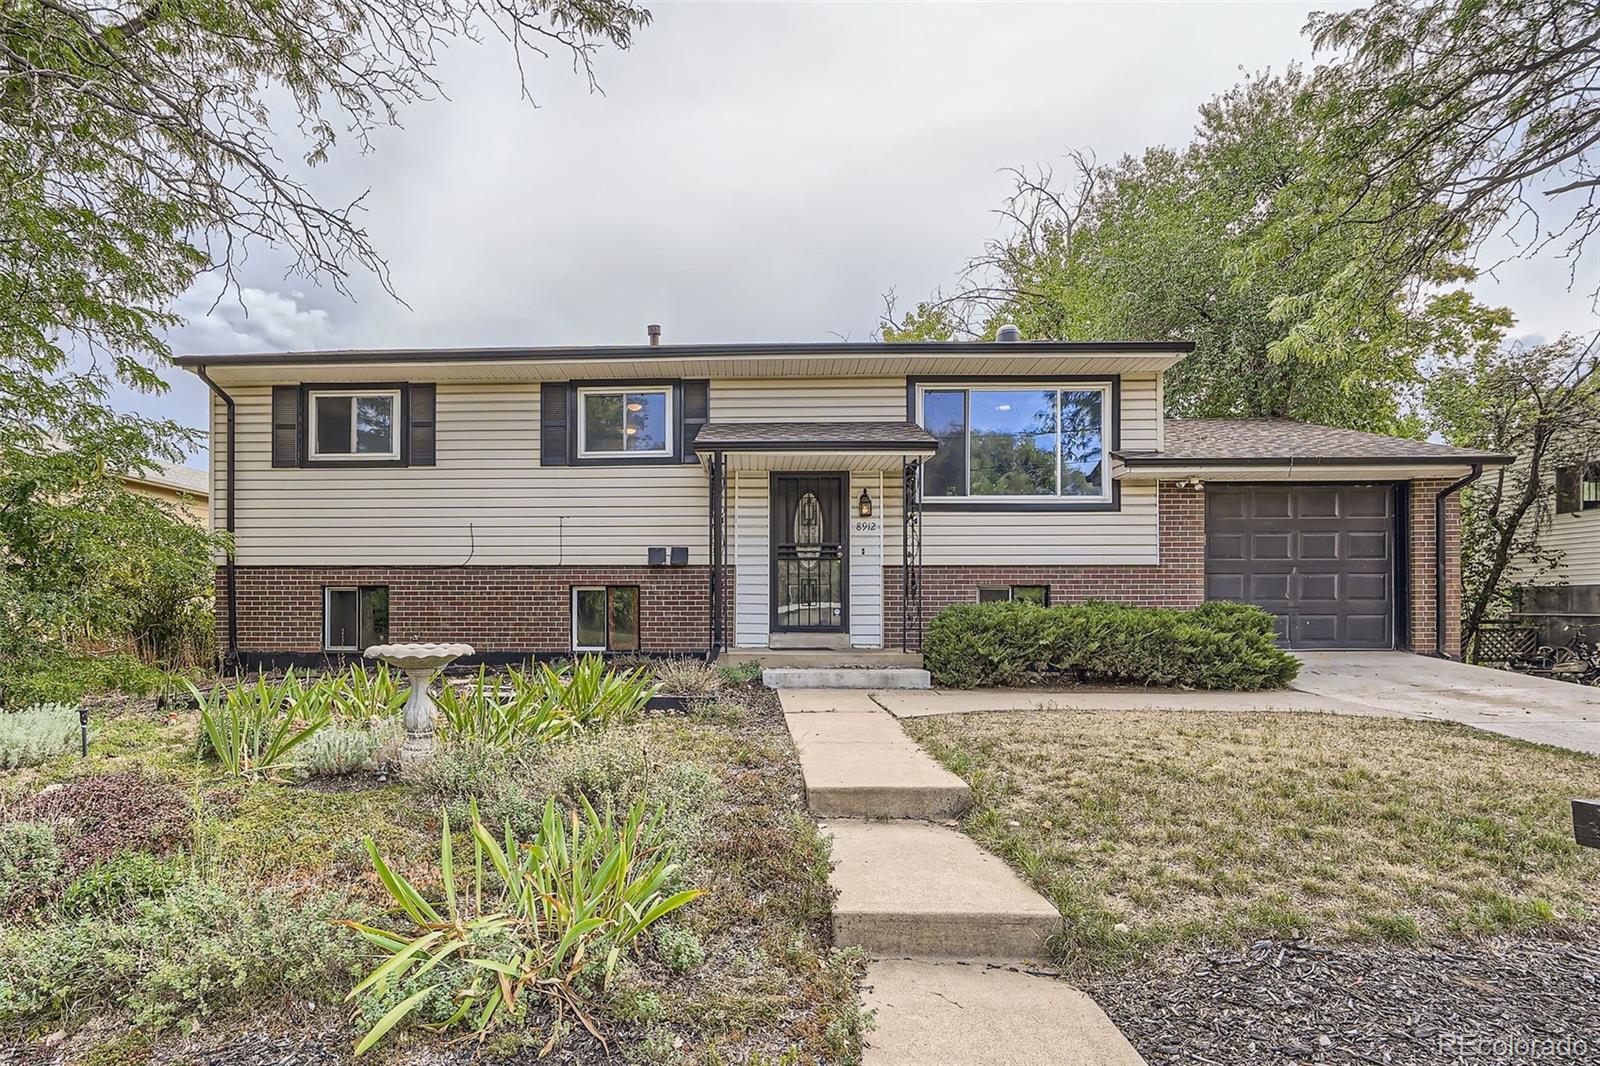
1089 935 1600 1065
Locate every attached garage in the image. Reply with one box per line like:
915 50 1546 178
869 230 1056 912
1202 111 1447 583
1204 484 1398 650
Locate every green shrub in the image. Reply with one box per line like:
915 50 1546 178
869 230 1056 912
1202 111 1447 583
344 798 702 1053
188 671 331 777
297 720 404 777
436 659 656 749
0 821 62 910
529 655 659 725
0 703 79 769
921 600 1300 690
654 923 705 974
653 658 722 697
0 653 177 709
714 659 764 687
62 851 183 915
0 880 359 1029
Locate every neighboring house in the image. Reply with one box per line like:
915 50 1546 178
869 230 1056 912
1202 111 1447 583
1512 451 1600 644
122 461 210 525
176 335 1508 666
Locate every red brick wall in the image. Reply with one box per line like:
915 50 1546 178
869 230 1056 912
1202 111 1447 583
884 482 1207 647
217 565 711 654
1408 479 1463 656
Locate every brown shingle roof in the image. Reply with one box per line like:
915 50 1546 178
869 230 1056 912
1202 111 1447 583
693 421 938 451
1115 419 1510 466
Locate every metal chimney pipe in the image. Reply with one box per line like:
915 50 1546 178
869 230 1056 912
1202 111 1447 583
996 323 1022 342
647 324 662 346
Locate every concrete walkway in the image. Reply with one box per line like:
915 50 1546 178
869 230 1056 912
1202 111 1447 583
780 690 1146 1066
870 652 1600 758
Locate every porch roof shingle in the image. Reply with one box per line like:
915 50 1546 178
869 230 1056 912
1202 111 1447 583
1114 419 1511 466
693 420 938 451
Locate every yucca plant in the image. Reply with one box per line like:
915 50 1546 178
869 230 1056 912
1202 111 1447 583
331 663 407 724
517 656 658 727
186 671 331 778
343 797 701 1054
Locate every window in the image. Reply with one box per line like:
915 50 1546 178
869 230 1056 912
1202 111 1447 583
918 385 1109 501
572 586 640 652
325 586 389 652
977 585 1050 605
578 387 672 458
1556 464 1600 514
309 390 400 460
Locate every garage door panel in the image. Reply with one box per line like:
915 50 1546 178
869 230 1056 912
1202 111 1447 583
1248 573 1291 603
1344 488 1390 517
1298 532 1340 560
1252 491 1291 518
1207 532 1247 560
1205 484 1394 651
1348 531 1388 559
1296 492 1340 519
1251 533 1292 559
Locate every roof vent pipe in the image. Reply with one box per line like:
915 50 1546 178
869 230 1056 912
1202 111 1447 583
647 324 662 346
996 323 1022 342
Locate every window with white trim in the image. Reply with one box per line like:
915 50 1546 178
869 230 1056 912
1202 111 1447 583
572 586 640 652
308 389 400 460
977 585 1049 605
918 385 1110 500
577 387 672 458
324 586 389 652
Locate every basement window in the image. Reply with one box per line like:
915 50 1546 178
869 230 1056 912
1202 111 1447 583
976 585 1049 605
572 586 640 652
325 586 389 652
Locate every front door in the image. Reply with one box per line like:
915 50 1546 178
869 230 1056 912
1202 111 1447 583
771 473 849 633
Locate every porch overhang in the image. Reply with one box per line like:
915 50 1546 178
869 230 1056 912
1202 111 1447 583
694 421 938 472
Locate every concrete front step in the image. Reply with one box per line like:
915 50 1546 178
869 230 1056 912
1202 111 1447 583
863 959 1148 1066
786 709 971 819
827 820 1060 960
764 667 931 689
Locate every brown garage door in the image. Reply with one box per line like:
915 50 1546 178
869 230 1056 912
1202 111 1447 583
1205 484 1395 650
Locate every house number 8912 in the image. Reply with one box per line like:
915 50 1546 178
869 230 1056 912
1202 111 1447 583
854 520 879 533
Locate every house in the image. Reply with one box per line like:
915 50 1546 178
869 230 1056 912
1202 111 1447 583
1510 445 1600 644
122 461 210 525
176 333 1509 667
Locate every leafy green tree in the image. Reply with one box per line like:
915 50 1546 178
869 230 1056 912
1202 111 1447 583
1425 336 1600 648
885 72 1511 432
2 0 650 452
1244 0 1600 360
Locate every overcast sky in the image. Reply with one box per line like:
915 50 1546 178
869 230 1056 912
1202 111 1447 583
138 1 1594 467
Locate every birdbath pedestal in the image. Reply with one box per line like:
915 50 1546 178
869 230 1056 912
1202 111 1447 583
364 642 474 776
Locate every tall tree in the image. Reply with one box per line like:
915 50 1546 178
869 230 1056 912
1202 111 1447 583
1425 336 1600 648
2 0 651 462
1245 0 1600 362
884 72 1510 433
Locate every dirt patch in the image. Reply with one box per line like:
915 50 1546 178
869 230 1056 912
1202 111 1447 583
1090 935 1600 1065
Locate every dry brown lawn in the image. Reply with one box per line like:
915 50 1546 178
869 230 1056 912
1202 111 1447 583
903 709 1600 973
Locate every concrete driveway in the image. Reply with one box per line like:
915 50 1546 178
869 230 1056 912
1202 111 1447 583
1291 651 1600 756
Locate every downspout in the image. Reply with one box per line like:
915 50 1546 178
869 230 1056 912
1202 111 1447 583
1434 464 1483 660
194 366 238 666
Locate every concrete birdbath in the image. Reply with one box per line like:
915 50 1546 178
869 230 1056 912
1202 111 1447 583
365 642 474 775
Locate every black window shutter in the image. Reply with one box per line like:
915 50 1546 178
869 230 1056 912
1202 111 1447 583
682 379 710 461
541 382 569 466
408 384 436 466
1557 466 1582 514
271 386 301 468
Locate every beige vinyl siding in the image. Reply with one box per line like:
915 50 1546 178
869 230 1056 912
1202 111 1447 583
1121 373 1160 450
1542 508 1600 584
710 377 907 422
215 384 707 566
731 471 770 647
